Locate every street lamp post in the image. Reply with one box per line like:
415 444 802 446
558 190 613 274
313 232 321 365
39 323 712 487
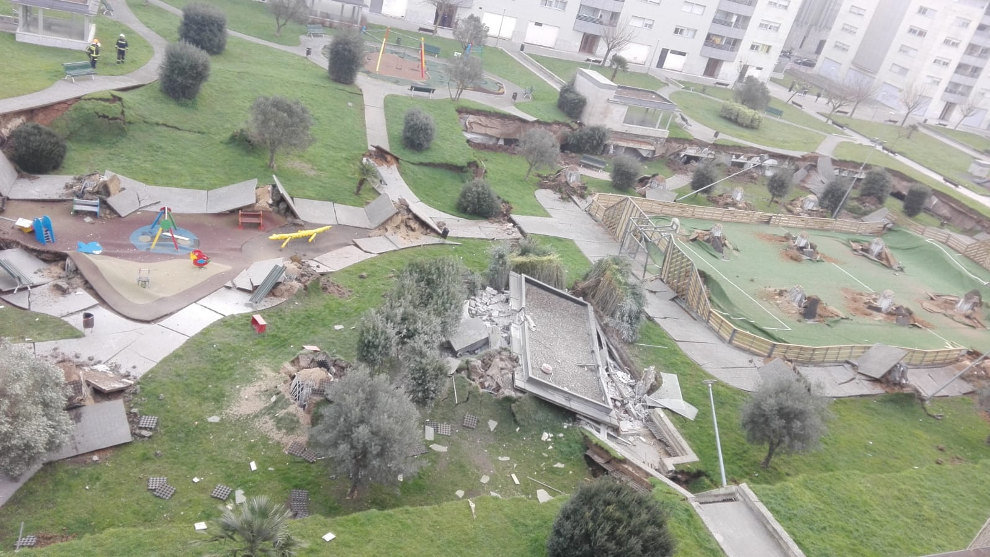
832 137 883 219
703 379 727 488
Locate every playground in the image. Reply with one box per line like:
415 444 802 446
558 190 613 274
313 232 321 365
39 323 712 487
659 217 990 351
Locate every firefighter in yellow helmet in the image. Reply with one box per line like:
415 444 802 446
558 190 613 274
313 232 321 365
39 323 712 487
116 33 128 64
86 39 101 69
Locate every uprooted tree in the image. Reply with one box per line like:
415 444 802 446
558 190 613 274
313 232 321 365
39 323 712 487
486 237 565 291
572 256 645 342
0 341 73 478
741 372 830 468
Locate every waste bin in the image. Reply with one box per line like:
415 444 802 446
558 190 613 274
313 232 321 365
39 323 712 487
82 312 95 330
520 44 525 52
305 47 312 57
512 92 518 101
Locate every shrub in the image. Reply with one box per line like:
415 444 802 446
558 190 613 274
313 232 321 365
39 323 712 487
457 178 500 218
557 82 586 120
719 102 763 128
402 108 435 151
610 154 642 191
486 242 512 290
178 3 226 55
573 257 645 342
859 167 892 204
159 41 211 101
733 76 771 111
405 348 448 406
819 178 848 214
903 183 931 217
561 125 607 154
690 162 718 192
356 308 396 369
328 31 365 85
7 123 66 174
767 166 794 204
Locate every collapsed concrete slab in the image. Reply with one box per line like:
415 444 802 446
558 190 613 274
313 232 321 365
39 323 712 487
853 344 907 380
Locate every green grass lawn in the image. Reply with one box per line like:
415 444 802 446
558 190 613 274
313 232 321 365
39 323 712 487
0 306 83 342
51 0 369 204
482 50 570 123
0 15 153 99
832 117 984 193
673 81 836 135
383 96 475 165
671 91 825 152
155 0 307 46
925 124 990 154
528 234 592 288
529 54 667 91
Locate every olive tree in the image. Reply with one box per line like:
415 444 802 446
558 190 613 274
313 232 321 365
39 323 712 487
159 41 211 101
329 31 365 84
741 373 830 468
767 166 794 205
819 178 848 215
518 128 559 178
453 13 487 48
269 0 308 37
690 162 719 194
402 108 436 151
547 479 674 557
249 96 313 170
903 184 931 217
178 3 227 55
610 154 641 191
859 168 892 204
733 76 771 111
309 367 421 498
448 54 483 101
0 341 73 478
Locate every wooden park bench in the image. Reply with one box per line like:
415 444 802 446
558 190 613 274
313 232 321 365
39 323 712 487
71 197 100 217
714 81 731 87
409 85 436 97
791 101 804 109
238 210 264 230
765 107 784 118
306 24 325 37
579 155 607 171
423 44 441 57
417 26 436 35
63 61 95 82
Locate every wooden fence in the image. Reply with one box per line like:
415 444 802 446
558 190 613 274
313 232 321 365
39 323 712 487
589 193 972 366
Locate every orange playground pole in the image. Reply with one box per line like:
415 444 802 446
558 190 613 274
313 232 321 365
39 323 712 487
375 28 390 73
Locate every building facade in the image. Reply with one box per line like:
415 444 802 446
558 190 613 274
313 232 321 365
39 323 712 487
814 0 990 127
371 0 804 82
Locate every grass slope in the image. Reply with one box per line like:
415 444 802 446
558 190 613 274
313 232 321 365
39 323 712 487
529 54 667 91
0 306 83 342
156 0 307 46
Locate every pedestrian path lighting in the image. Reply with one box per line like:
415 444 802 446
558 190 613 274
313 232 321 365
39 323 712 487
832 137 883 219
703 379 727 487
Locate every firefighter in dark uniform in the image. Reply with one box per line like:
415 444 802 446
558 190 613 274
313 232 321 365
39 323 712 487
116 34 128 63
86 39 100 69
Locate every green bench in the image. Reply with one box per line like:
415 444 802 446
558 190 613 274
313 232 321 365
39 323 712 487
765 107 784 118
63 61 95 82
424 44 441 57
306 24 325 37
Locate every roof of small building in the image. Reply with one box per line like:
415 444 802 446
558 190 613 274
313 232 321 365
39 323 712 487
612 86 677 111
12 0 99 16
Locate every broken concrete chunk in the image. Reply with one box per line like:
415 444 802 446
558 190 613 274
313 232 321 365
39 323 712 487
430 444 448 452
455 490 465 499
511 474 520 485
553 462 564 468
536 489 553 503
425 425 435 441
480 475 490 484
487 420 497 431
234 489 246 504
194 522 207 531
498 456 510 462
206 416 220 423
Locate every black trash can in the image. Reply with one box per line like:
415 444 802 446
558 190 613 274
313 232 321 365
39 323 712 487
520 44 525 51
512 92 518 101
306 47 312 57
82 312 95 330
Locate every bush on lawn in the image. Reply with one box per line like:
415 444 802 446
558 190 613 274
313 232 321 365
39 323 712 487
7 123 66 174
719 102 762 129
328 31 364 85
402 109 435 151
457 178 500 218
178 3 227 55
561 125 607 154
557 82 586 120
733 76 771 111
159 41 211 101
610 154 642 191
903 184 931 217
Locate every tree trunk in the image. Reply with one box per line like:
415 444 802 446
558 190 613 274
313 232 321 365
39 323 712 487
268 149 277 170
356 178 365 195
761 440 778 469
610 67 618 81
525 164 533 179
900 113 910 127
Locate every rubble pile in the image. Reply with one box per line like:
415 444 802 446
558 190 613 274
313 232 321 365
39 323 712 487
64 172 121 202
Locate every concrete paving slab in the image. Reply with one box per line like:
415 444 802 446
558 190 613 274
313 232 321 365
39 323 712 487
304 259 334 273
646 189 677 201
353 236 400 254
382 234 447 249
272 175 300 219
145 185 208 213
854 344 906 379
406 201 443 233
312 245 376 271
797 365 884 397
105 187 142 217
108 349 159 378
24 284 99 317
34 330 142 365
365 194 397 228
292 198 338 225
704 367 760 392
63 305 144 335
0 289 30 308
449 317 489 355
48 399 132 461
158 303 225 337
694 499 788 557
654 372 683 401
908 367 975 397
8 175 72 200
105 172 160 216
244 258 286 288
196 287 255 316
205 179 257 213
231 270 253 292
0 248 51 292
126 325 190 362
333 204 371 228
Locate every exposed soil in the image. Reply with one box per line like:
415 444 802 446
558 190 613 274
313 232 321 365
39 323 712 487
840 288 934 328
763 287 844 322
320 276 352 298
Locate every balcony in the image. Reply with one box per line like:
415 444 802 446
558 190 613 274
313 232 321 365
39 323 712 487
961 53 989 68
972 31 990 48
719 0 756 16
709 19 748 39
701 41 740 62
942 89 970 105
950 72 980 87
578 0 625 11
574 17 608 35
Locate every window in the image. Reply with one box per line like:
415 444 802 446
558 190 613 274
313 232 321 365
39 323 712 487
907 26 927 38
630 16 655 29
758 20 781 32
917 6 935 17
673 26 697 38
540 0 567 10
750 42 771 54
944 37 961 48
841 23 857 34
925 75 941 86
768 0 790 8
682 1 704 15
890 63 909 76
955 17 971 28
849 5 865 16
834 41 850 52
933 57 950 67
623 106 666 129
898 44 917 57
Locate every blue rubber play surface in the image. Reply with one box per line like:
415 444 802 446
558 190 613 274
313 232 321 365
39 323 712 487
129 225 200 254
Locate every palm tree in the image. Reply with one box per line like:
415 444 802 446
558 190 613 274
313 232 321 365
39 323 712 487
355 160 379 195
609 55 628 81
209 495 298 556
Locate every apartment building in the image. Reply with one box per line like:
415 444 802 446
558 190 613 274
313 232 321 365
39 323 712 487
370 0 804 82
782 0 842 57
815 0 990 127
